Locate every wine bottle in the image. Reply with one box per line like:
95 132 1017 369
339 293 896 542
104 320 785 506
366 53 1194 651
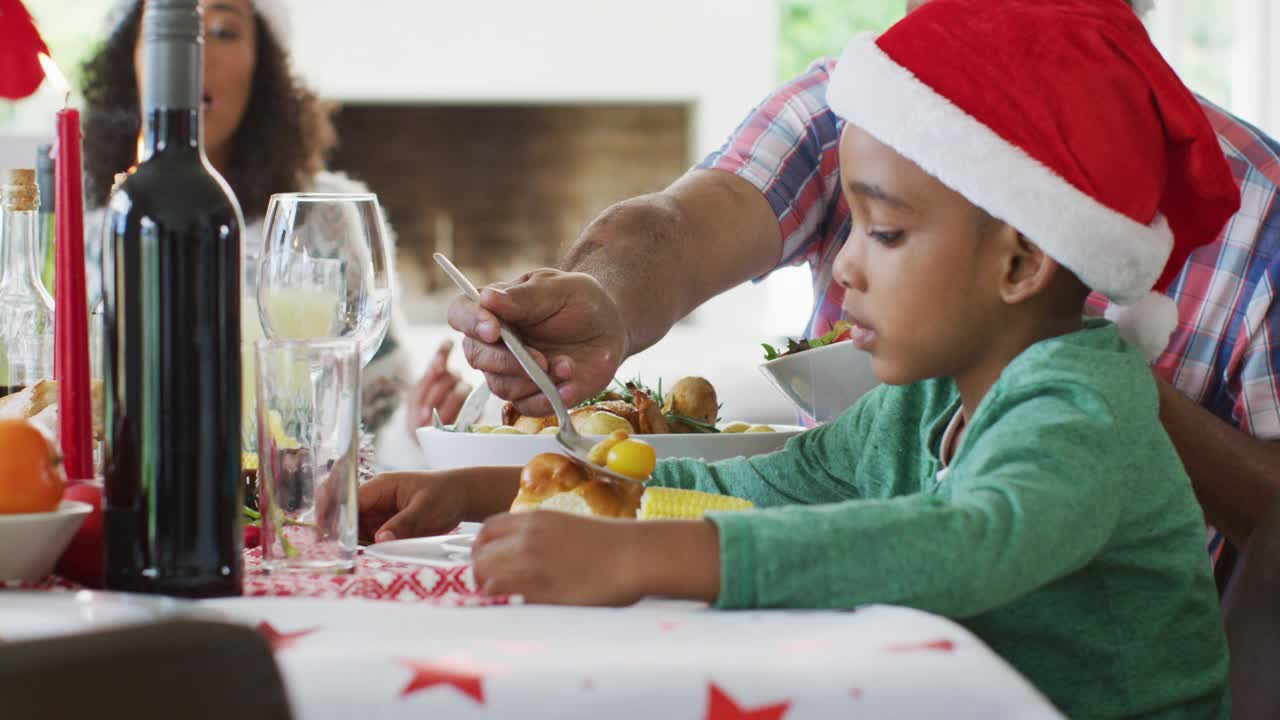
103 0 244 597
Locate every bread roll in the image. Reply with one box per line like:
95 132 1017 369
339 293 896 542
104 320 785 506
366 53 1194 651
510 453 642 518
0 379 104 440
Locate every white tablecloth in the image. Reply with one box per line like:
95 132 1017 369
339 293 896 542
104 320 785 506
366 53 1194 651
1 591 1063 719
211 598 1061 719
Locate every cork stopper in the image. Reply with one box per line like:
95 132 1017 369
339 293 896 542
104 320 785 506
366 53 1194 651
2 169 39 212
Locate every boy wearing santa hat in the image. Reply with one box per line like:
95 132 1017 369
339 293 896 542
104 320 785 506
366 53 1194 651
367 1 1233 714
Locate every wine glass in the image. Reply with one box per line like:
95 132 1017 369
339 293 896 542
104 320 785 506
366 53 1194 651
256 193 393 366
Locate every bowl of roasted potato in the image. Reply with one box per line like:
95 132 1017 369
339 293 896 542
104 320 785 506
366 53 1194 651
416 376 803 471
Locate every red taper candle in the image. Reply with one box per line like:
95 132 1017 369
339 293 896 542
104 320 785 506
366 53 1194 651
54 104 93 480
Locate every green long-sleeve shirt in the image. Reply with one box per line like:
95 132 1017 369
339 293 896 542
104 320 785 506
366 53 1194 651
651 320 1227 719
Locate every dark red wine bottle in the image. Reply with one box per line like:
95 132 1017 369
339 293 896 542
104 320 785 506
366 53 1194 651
102 0 243 597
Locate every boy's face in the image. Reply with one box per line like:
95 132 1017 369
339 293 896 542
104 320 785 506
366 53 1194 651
833 125 1007 386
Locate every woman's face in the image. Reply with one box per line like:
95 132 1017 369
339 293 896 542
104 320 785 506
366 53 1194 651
134 0 258 160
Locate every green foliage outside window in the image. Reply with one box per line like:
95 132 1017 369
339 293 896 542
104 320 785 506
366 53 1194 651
777 0 906 81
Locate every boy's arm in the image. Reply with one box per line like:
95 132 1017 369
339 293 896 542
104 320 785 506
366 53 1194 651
708 387 1129 612
649 387 889 506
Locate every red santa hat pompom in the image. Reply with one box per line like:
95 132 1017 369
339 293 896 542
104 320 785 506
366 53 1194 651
0 0 51 100
827 0 1240 360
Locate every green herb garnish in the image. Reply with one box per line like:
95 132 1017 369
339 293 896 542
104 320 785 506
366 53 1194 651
762 321 853 361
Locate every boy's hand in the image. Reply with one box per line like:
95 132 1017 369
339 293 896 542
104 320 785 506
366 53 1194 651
358 472 470 543
471 511 644 606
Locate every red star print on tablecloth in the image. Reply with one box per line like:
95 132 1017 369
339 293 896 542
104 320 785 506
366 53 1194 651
705 682 791 720
397 658 487 705
885 638 955 653
255 622 319 652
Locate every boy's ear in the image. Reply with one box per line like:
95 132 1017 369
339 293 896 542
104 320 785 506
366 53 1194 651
998 229 1060 305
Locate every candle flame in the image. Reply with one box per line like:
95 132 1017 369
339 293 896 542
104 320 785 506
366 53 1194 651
37 53 70 105
137 133 146 164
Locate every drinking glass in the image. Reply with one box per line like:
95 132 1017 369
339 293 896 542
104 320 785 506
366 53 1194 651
257 193 392 367
256 338 360 573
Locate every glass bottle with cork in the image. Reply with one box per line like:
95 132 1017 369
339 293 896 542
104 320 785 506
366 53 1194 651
0 169 56 397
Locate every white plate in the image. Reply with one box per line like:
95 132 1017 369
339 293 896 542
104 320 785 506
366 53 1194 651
441 535 475 554
417 424 804 472
365 535 473 567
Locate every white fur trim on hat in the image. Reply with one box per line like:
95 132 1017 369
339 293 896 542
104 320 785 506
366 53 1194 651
104 0 291 49
1104 291 1178 361
827 34 1173 306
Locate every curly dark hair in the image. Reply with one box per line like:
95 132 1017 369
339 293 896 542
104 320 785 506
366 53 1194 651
80 3 336 220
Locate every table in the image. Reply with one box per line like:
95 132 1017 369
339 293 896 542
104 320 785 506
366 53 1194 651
4 553 1064 719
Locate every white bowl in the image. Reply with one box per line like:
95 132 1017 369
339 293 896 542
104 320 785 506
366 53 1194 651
0 500 93 583
758 340 879 424
416 424 805 472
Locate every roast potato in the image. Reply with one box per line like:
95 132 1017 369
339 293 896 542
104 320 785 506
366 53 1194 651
663 376 718 432
572 410 634 436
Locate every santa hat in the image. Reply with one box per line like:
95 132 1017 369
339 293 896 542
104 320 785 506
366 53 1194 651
827 0 1239 360
105 0 291 50
0 0 50 99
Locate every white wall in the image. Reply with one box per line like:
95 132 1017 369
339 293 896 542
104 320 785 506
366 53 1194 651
283 0 807 348
282 0 779 160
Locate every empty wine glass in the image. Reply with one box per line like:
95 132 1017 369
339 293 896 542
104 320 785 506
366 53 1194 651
257 193 392 366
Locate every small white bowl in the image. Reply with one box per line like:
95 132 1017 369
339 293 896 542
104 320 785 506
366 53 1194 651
416 424 804 472
758 340 879 424
0 500 93 583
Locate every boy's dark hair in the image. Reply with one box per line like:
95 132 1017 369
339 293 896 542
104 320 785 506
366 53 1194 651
80 4 337 220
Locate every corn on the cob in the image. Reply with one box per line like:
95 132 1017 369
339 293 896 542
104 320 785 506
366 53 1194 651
638 487 754 520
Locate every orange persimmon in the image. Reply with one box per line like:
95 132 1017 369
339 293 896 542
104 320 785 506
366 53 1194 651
0 418 65 514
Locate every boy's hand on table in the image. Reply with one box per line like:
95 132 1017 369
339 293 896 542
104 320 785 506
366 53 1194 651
471 511 648 606
471 511 722 606
357 472 469 544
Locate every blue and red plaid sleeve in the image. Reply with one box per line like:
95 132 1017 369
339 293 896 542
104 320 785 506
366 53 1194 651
696 59 849 321
1153 101 1280 441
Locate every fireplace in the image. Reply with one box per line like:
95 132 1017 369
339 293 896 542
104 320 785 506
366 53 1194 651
329 103 692 319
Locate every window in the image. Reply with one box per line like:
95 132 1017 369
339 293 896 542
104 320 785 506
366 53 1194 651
774 0 1278 135
1146 0 1279 137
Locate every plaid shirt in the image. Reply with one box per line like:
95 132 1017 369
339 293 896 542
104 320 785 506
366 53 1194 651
698 59 1280 560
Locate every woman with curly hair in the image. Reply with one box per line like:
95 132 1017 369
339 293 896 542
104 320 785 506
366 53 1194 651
81 0 415 435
